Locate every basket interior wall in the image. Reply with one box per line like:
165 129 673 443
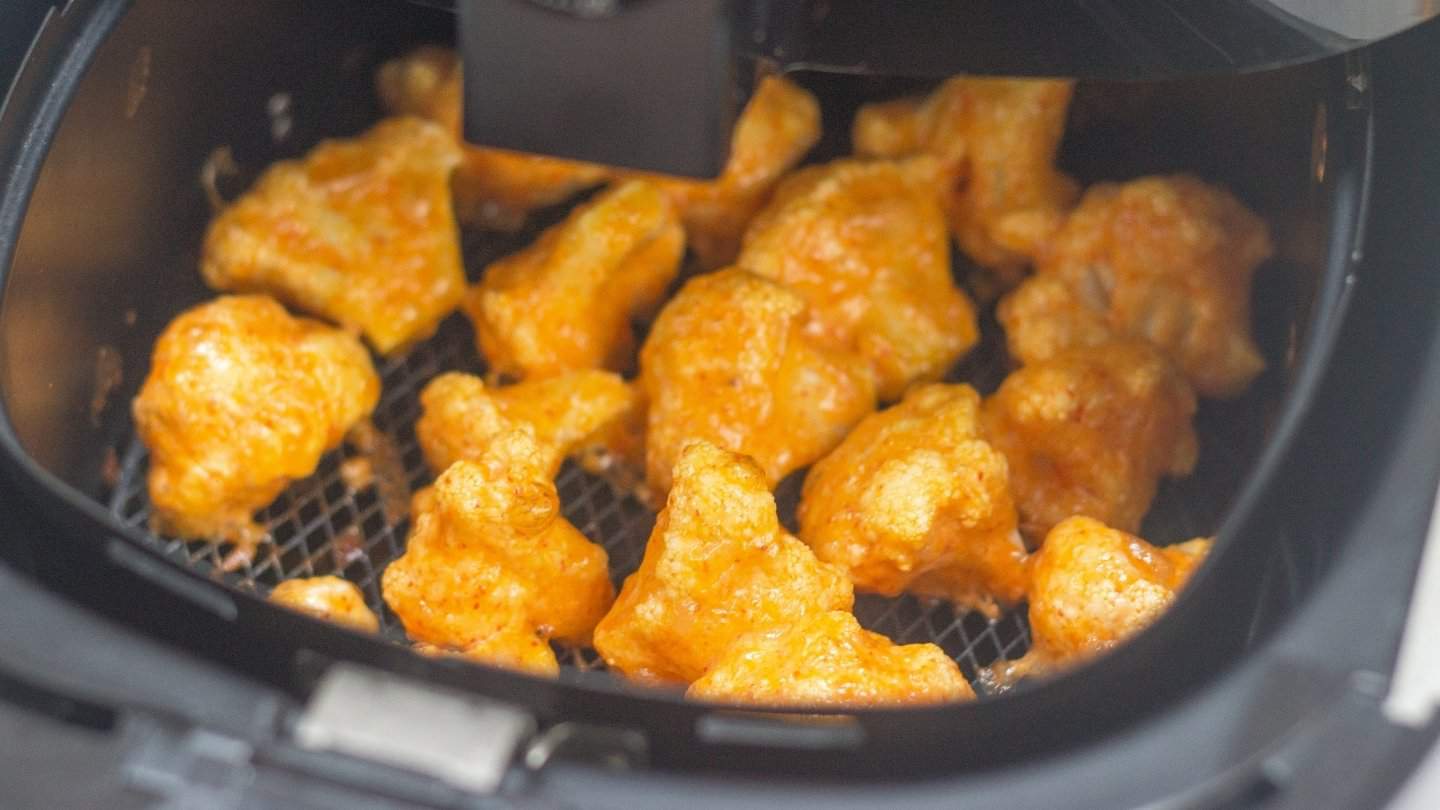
0 0 1339 691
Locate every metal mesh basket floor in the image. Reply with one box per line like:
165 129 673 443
107 313 1038 688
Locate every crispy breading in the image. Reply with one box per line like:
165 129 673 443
593 442 853 684
413 624 560 677
799 384 1027 616
269 576 380 633
415 370 639 478
201 117 465 354
382 431 614 674
133 296 379 560
639 268 877 495
687 611 973 707
854 77 1077 279
464 181 683 378
1027 516 1210 662
981 341 1198 540
1002 175 1272 397
738 159 978 400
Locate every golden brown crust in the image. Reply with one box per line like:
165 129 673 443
687 611 973 707
270 576 380 633
1026 516 1210 663
464 181 683 378
799 384 1027 616
738 159 978 400
413 627 561 677
1003 174 1273 397
593 442 853 684
981 341 1198 540
201 117 465 354
132 295 379 557
853 77 1077 280
382 431 614 672
416 370 639 480
639 268 876 495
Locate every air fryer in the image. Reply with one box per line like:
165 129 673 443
2 1 1440 808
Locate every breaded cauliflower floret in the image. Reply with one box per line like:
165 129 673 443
854 78 1077 280
270 576 379 633
1002 174 1273 397
687 611 974 707
593 442 853 684
1027 516 1210 663
799 384 1027 616
201 118 465 354
133 296 379 560
413 620 561 677
382 431 614 675
738 159 979 400
463 181 683 379
639 268 877 495
415 370 639 478
981 341 1198 540
376 45 606 231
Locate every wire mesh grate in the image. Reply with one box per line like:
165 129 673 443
106 313 1035 689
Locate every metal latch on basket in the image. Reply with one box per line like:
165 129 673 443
294 664 535 794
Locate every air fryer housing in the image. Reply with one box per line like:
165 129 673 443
1 1 1440 808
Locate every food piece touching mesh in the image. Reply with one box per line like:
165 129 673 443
627 75 822 268
201 117 466 354
270 576 380 633
639 268 877 496
375 45 608 232
981 341 1198 541
738 158 979 401
464 180 684 378
382 431 614 673
593 441 854 684
687 610 974 707
983 516 1210 688
1004 174 1273 398
132 295 379 562
799 384 1027 617
853 77 1078 283
416 370 639 479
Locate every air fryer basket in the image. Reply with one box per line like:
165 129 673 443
0 0 1374 780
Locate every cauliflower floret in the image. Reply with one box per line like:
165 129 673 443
382 431 614 674
738 159 979 400
133 295 379 561
270 577 379 633
415 370 639 478
854 77 1078 281
1001 174 1273 397
981 341 1198 540
799 384 1027 616
463 180 683 379
593 441 853 684
639 268 877 496
688 611 973 707
201 118 465 354
1027 516 1210 663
